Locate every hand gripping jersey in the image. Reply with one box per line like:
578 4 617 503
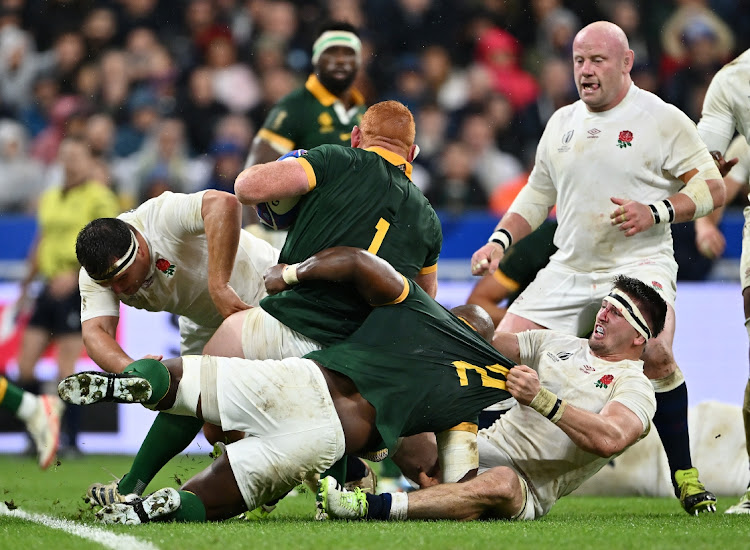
306 280 514 453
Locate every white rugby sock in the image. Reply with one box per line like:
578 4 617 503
16 392 37 422
389 492 409 520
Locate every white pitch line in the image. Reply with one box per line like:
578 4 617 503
0 502 159 550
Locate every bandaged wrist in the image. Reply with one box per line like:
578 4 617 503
528 387 567 423
679 159 721 220
648 199 675 225
282 263 300 285
488 229 513 251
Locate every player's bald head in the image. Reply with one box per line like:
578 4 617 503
574 21 630 59
451 304 495 343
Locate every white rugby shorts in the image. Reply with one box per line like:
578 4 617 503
193 355 346 510
506 260 677 337
241 306 321 360
477 436 539 520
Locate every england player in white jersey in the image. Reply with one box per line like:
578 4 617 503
77 190 280 370
693 136 750 514
319 275 664 522
470 21 725 515
697 48 750 157
75 189 281 503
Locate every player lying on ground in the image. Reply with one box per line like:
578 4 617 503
318 274 670 521
58 247 515 524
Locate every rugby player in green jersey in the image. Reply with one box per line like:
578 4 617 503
245 21 366 167
83 100 440 510
58 246 513 523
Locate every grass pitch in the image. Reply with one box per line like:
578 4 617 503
2 453 750 550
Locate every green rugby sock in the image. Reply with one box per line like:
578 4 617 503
123 359 171 405
321 456 348 484
171 491 207 522
0 376 23 414
119 413 203 495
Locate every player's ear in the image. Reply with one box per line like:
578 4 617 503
633 333 646 347
407 143 420 162
624 49 634 72
351 125 361 148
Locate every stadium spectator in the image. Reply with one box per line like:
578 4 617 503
458 111 523 198
98 50 131 123
661 19 725 121
203 31 261 114
175 66 229 156
660 2 734 78
113 88 162 158
116 117 207 207
16 137 120 457
0 24 55 112
0 119 45 214
425 140 488 215
474 27 539 112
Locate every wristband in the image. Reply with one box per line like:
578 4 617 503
488 228 513 251
528 387 567 424
282 263 300 285
648 199 675 225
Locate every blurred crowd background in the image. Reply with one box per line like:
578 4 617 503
1 0 748 279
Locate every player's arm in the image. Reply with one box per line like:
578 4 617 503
244 135 290 168
201 190 251 318
610 162 726 237
264 246 406 306
491 331 521 364
472 127 556 277
507 364 644 457
697 72 736 156
414 270 437 299
695 173 746 258
234 156 310 205
467 272 515 327
81 316 136 374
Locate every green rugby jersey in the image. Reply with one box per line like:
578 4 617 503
257 75 366 151
306 280 515 452
260 144 442 346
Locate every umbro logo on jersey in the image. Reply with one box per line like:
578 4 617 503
587 128 600 138
557 352 573 360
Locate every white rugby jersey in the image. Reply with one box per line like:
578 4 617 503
726 135 750 191
480 329 655 516
514 84 714 272
698 49 750 154
79 191 279 331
